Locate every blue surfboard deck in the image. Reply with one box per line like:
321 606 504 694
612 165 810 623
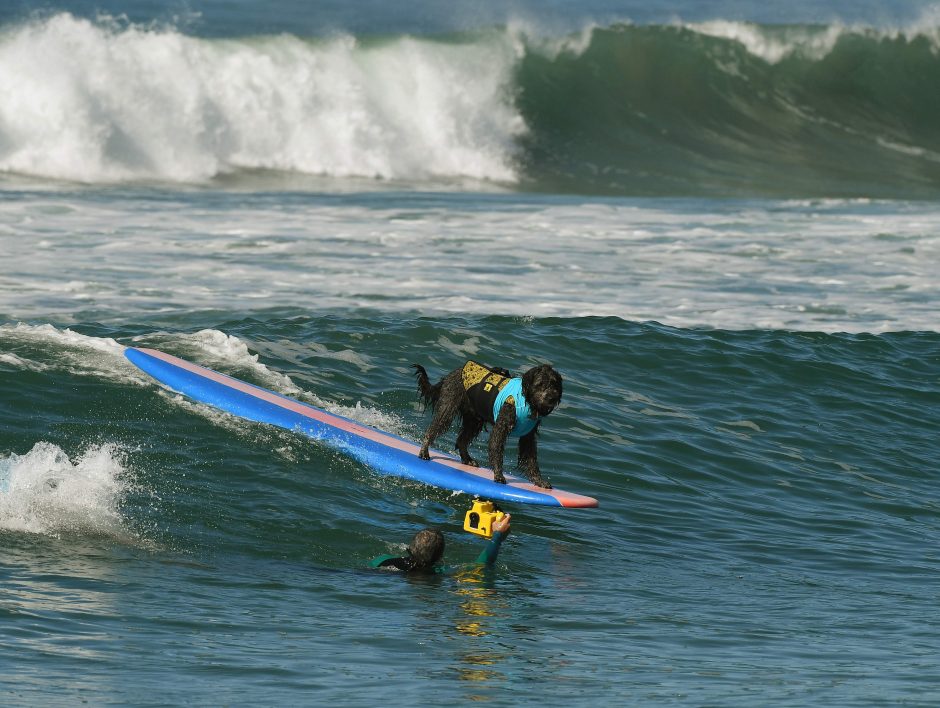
124 347 598 508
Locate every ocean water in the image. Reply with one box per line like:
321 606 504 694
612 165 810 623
2 1 940 705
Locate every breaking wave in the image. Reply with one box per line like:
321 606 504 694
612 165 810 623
3 12 940 196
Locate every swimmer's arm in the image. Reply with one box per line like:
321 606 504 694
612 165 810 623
474 531 506 565
369 554 402 569
475 514 511 565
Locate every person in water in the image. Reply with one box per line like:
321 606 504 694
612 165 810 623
370 514 511 573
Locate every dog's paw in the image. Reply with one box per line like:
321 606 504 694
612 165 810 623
461 457 479 467
493 471 507 485
532 476 553 489
418 446 431 461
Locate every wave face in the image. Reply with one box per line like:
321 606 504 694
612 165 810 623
515 21 940 197
3 14 940 196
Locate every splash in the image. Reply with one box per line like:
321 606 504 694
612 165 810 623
0 442 132 538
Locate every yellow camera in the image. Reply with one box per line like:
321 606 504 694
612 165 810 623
463 500 504 539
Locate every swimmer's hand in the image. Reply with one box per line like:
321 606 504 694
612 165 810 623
493 513 511 535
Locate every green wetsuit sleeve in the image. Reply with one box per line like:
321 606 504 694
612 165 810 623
369 554 398 569
474 530 508 565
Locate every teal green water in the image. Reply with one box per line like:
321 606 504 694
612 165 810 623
3 2 940 704
2 313 938 703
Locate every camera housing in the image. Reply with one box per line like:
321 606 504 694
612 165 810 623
463 499 504 538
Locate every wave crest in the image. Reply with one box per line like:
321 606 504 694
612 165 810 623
0 13 524 184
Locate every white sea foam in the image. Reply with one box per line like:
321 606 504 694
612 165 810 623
0 442 131 537
0 322 123 356
0 322 144 384
0 352 49 371
505 16 599 59
686 12 940 64
2 195 938 333
686 21 846 63
179 329 309 396
0 13 524 184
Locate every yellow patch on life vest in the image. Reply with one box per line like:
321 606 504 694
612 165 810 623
462 361 491 390
462 361 510 392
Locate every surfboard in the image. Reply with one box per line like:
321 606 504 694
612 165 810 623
124 347 598 508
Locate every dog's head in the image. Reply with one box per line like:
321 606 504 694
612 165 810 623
521 364 563 419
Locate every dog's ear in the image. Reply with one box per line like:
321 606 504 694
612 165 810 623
523 364 563 391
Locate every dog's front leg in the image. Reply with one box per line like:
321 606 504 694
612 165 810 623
518 428 551 489
488 404 515 484
456 413 484 467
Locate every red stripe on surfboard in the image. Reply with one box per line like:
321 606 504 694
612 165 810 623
131 348 597 507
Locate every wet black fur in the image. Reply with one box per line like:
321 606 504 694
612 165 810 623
411 362 562 488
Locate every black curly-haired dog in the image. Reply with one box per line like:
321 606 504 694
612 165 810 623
411 360 562 488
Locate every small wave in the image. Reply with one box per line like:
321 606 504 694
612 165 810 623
0 322 123 356
141 328 305 394
134 329 410 436
0 442 133 538
0 351 49 372
0 322 144 384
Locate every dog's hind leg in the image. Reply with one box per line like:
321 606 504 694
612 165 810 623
419 407 457 460
418 390 461 460
456 414 484 467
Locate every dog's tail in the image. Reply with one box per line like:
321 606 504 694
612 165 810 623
412 364 442 411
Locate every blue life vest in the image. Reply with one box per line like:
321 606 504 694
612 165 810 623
493 377 539 437
461 360 539 438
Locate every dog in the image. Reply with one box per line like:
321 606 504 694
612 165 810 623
411 360 562 488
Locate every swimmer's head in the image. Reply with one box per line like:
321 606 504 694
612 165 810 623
407 528 445 570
